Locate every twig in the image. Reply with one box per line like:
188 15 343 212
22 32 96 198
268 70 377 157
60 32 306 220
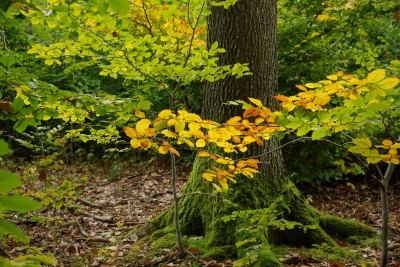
68 207 114 222
75 237 111 243
107 221 144 227
388 243 400 251
77 197 103 208
73 220 90 237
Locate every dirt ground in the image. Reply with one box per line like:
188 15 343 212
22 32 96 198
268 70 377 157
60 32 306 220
2 159 400 266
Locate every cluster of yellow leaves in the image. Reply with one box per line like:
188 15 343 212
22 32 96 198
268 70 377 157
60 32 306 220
348 138 400 165
274 69 399 112
123 99 282 190
376 140 400 165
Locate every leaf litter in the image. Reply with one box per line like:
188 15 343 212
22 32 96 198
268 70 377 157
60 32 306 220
2 159 400 266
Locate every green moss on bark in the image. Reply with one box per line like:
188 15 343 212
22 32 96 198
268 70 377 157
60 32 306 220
319 214 377 238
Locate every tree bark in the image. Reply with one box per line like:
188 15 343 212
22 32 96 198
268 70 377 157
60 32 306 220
203 0 286 180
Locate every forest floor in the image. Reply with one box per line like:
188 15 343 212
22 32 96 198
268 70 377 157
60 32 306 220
2 157 400 267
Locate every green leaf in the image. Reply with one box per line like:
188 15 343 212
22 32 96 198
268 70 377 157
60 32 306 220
94 106 107 116
285 120 303 130
0 219 26 239
45 108 58 118
108 0 128 13
0 0 12 12
98 0 108 15
274 115 290 126
0 195 42 212
137 100 152 110
0 56 15 67
14 120 28 133
311 127 330 140
0 139 10 156
0 171 20 193
47 94 58 104
13 97 24 112
297 124 312 136
353 138 371 147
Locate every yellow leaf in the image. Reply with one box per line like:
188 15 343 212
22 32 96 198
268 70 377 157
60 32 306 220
159 146 169 154
336 71 344 76
232 136 241 143
327 75 338 81
174 120 185 132
136 119 151 135
219 179 229 190
123 127 138 138
158 109 175 119
377 78 399 89
161 129 178 138
188 122 201 132
305 83 322 88
296 84 307 91
130 138 142 148
392 143 400 149
389 148 397 155
367 69 385 83
382 139 393 148
198 151 210 157
248 97 263 107
242 136 255 145
255 117 265 125
349 78 360 84
212 183 221 191
202 172 215 181
134 110 146 118
196 139 206 148
31 16 41 25
45 59 54 65
216 158 234 165
226 116 242 125
391 158 400 164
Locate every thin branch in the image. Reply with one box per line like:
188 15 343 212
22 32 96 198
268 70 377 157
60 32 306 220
141 1 154 37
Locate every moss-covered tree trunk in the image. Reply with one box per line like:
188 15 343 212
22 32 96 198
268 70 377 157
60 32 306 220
149 1 376 265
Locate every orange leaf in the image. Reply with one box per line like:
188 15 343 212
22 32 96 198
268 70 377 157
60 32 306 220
273 95 291 104
243 107 260 118
259 108 271 118
168 147 180 157
123 126 140 138
255 136 263 146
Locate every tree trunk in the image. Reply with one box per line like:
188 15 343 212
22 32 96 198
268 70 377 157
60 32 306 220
203 0 286 180
148 1 377 265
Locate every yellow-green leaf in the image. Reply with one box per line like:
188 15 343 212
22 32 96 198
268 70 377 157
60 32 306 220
353 138 372 147
377 78 399 89
367 69 385 83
